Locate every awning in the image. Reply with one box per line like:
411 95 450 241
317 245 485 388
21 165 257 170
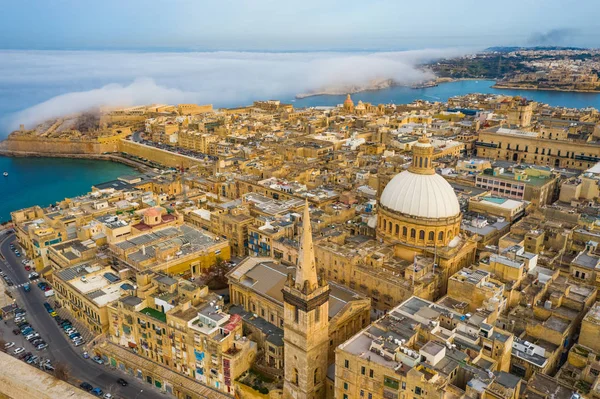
128 342 137 348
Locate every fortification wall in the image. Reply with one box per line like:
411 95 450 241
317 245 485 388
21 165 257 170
117 140 203 168
0 352 95 398
1 136 117 154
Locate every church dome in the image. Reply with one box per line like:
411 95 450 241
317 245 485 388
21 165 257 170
380 170 460 219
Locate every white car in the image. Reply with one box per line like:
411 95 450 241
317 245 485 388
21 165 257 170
14 316 25 323
13 347 24 355
103 394 114 399
4 342 15 349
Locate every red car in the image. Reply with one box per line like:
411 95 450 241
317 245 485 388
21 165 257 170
24 265 31 271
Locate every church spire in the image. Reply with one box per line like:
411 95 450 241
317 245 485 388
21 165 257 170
295 200 319 293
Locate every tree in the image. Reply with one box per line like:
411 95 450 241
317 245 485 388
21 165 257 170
53 361 70 382
204 258 230 290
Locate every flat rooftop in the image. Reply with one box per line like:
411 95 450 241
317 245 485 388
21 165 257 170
229 258 366 319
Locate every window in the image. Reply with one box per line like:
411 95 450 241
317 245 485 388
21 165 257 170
402 382 406 390
369 369 374 378
344 359 349 369
294 307 299 323
360 390 365 397
344 395 348 399
384 376 400 390
395 224 399 235
315 368 320 385
410 229 416 239
438 231 444 241
415 387 422 395
361 366 366 375
344 382 348 390
402 227 407 237
293 368 299 385
419 230 425 240
428 231 434 241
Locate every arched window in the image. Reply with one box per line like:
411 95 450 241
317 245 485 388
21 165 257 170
402 226 407 237
419 230 425 240
448 230 453 240
410 229 416 239
383 219 387 230
388 223 392 233
419 157 423 168
438 231 444 242
395 224 399 235
428 231 434 241
293 368 299 385
314 368 319 385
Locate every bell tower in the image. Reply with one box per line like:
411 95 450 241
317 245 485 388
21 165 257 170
283 201 329 399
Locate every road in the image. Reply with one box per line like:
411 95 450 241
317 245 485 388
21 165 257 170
0 232 165 399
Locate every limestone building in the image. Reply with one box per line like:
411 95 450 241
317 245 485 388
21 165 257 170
377 135 477 295
282 202 330 399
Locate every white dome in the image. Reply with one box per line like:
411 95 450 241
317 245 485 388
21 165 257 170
380 171 460 219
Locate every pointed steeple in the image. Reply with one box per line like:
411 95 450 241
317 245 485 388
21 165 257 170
295 200 318 293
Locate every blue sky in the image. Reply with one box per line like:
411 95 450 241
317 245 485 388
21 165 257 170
2 0 600 50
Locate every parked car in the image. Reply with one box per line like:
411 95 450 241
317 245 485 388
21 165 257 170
44 364 55 371
27 272 39 280
79 382 93 392
92 356 104 365
12 328 20 335
91 388 104 397
74 340 86 347
14 316 25 323
13 347 24 355
50 311 57 317
82 351 90 359
36 343 48 350
103 394 114 399
4 342 15 349
116 378 128 386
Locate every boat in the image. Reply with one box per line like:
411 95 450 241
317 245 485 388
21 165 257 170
2 172 7 177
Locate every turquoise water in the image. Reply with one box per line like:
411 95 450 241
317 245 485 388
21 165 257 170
0 156 137 224
292 80 600 109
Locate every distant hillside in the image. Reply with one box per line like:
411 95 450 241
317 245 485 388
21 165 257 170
485 46 585 52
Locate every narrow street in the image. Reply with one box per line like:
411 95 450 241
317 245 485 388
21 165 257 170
0 232 166 399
